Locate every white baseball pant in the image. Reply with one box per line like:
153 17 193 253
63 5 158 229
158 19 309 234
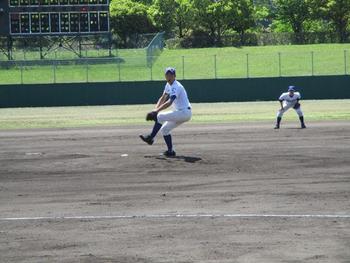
157 109 192 136
277 103 303 118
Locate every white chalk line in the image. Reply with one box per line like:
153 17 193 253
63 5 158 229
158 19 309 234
1 213 350 221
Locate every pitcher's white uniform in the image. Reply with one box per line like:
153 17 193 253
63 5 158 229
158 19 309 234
158 80 192 136
277 92 303 118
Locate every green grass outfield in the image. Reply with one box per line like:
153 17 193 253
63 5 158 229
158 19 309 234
0 100 349 130
1 44 349 84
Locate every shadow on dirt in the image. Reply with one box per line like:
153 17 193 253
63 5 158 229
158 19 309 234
145 155 202 163
172 156 202 163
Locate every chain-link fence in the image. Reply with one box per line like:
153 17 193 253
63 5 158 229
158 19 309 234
0 49 349 84
0 33 162 60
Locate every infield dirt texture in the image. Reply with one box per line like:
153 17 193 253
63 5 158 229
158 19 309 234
0 122 350 262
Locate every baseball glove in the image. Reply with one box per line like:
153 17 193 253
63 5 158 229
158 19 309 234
293 102 301 109
146 111 158 121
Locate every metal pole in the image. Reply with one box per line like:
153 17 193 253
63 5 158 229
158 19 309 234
86 61 89 83
278 52 282 77
344 50 348 75
214 55 217 79
79 37 82 58
6 37 10 60
108 33 112 57
39 37 43 60
246 54 249 78
53 61 56 84
182 56 185 79
118 61 121 82
150 62 153 81
20 64 24 84
311 51 314 76
7 36 12 61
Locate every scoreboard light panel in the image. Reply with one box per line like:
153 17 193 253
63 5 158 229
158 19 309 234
9 11 109 34
9 0 109 6
3 0 110 35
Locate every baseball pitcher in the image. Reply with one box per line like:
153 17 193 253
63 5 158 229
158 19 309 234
140 67 192 157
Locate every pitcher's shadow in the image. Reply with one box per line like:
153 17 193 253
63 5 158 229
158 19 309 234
145 155 202 163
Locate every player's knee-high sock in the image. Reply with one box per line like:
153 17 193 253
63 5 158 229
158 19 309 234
150 122 162 139
276 117 282 127
299 116 305 124
163 135 173 152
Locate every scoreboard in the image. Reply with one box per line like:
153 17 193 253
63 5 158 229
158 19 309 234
0 0 110 36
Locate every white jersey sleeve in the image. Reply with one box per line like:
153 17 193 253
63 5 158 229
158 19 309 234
163 80 191 110
164 84 171 94
279 92 288 101
170 85 179 99
164 83 180 99
279 92 301 105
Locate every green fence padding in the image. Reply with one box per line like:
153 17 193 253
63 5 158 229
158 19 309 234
0 75 349 108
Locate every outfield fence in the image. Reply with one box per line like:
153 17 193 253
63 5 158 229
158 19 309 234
0 49 349 84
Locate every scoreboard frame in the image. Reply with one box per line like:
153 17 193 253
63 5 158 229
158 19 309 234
0 0 110 36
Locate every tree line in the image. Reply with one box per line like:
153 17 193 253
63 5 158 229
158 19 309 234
109 0 350 47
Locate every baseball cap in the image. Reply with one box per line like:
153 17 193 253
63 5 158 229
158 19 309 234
288 86 296 92
165 67 176 75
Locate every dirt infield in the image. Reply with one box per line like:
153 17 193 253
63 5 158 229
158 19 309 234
0 121 350 262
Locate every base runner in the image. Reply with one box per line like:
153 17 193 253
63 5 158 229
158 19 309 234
140 67 192 157
275 86 306 129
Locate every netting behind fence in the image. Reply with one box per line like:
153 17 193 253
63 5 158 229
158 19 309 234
146 32 165 67
0 32 164 62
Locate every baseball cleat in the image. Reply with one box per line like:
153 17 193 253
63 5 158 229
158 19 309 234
274 125 280 129
301 124 306 129
139 134 154 145
163 150 176 157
